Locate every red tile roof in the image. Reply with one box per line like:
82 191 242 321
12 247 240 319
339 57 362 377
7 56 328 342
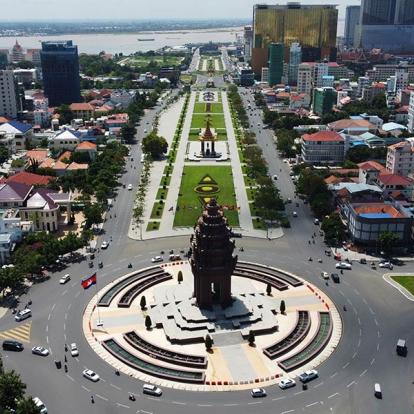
354 204 404 218
26 149 49 163
6 172 54 187
76 141 97 150
379 173 412 186
358 161 386 172
58 151 72 162
70 103 94 111
302 131 344 142
328 119 375 131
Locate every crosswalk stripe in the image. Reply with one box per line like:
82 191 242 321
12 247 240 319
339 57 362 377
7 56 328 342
0 322 32 343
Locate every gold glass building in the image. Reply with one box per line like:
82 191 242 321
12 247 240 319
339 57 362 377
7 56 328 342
252 3 338 75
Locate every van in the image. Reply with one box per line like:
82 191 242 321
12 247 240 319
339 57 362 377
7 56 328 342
143 383 162 396
374 383 382 399
15 308 31 322
2 340 24 351
396 339 407 356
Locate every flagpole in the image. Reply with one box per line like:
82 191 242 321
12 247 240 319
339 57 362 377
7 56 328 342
95 274 103 327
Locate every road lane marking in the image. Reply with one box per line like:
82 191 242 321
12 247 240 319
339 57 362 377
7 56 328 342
75 291 80 298
358 317 361 325
313 382 324 388
352 352 358 359
81 385 91 392
374 319 379 326
61 290 68 296
281 410 295 414
330 372 338 378
65 313 68 320
66 374 74 381
68 303 72 310
51 303 56 311
306 402 319 408
294 391 304 396
369 307 375 315
328 392 340 399
248 401 262 405
347 381 356 388
377 343 380 351
370 358 375 365
96 394 108 401
48 313 51 321
272 396 286 401
357 339 361 348
110 383 121 390
116 403 130 409
342 362 350 369
197 404 212 407
171 401 186 405
360 369 368 377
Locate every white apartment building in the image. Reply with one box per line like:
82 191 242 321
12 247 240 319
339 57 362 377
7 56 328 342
0 70 19 119
386 139 414 177
261 67 269 83
395 68 409 92
357 76 371 98
408 91 414 133
297 63 312 95
313 62 329 88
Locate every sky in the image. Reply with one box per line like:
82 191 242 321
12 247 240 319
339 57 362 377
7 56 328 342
5 0 360 21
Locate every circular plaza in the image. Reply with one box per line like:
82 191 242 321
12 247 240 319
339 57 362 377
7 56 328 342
84 201 342 391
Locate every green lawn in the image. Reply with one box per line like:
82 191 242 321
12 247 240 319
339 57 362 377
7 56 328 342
391 276 414 295
174 165 239 227
191 113 226 129
193 102 223 114
122 56 183 68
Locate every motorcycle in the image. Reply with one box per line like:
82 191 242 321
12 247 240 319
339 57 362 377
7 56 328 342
128 263 132 269
308 257 313 262
129 394 136 401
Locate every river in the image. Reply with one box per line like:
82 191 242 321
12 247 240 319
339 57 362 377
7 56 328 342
0 27 243 55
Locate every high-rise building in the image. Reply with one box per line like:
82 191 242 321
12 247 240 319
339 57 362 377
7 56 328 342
40 41 81 107
244 26 253 62
252 3 338 75
344 6 361 48
261 67 269 83
314 62 329 88
407 91 414 133
268 43 284 86
288 43 302 85
11 41 24 63
313 87 337 115
360 0 414 52
0 53 8 70
0 70 19 119
297 63 313 95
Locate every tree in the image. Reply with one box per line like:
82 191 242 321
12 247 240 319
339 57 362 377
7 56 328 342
379 231 400 256
140 295 146 310
15 397 41 414
145 315 152 330
321 213 345 246
0 370 26 411
0 146 9 164
0 353 3 375
248 331 255 346
121 124 137 144
142 132 168 159
280 300 286 314
83 203 104 228
266 283 272 296
205 334 213 351
56 104 74 125
310 192 333 218
177 271 183 284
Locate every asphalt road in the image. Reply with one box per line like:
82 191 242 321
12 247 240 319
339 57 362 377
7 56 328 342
1 88 414 414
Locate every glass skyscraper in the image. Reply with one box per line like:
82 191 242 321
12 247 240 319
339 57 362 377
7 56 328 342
360 0 414 52
252 3 338 75
40 41 81 107
344 6 361 48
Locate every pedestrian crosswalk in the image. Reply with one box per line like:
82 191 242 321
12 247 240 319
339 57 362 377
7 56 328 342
0 322 32 343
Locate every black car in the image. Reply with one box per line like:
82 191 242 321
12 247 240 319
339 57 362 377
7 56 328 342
331 273 340 283
3 340 24 351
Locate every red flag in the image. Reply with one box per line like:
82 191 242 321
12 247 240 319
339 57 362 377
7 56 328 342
81 273 97 289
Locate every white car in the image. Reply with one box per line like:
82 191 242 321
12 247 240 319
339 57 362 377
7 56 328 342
31 346 49 357
251 388 267 398
101 241 109 249
278 378 296 389
151 256 164 263
298 369 318 383
70 343 79 357
379 261 393 269
336 262 352 270
33 397 47 414
143 383 162 396
321 272 329 280
82 369 100 382
128 184 133 191
59 274 71 284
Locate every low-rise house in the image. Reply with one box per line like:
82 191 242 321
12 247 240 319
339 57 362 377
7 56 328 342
20 189 72 232
377 173 413 199
74 141 97 161
0 182 32 208
0 209 23 264
69 103 95 120
51 129 81 151
0 121 33 153
358 161 387 185
328 118 376 136
6 171 54 187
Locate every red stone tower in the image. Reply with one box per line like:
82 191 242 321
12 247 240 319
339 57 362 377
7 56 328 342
190 199 237 308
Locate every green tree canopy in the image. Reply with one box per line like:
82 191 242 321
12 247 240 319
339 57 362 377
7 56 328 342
142 132 168 159
0 370 26 411
379 231 400 256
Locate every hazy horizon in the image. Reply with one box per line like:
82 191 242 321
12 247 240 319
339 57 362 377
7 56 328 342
3 0 360 21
